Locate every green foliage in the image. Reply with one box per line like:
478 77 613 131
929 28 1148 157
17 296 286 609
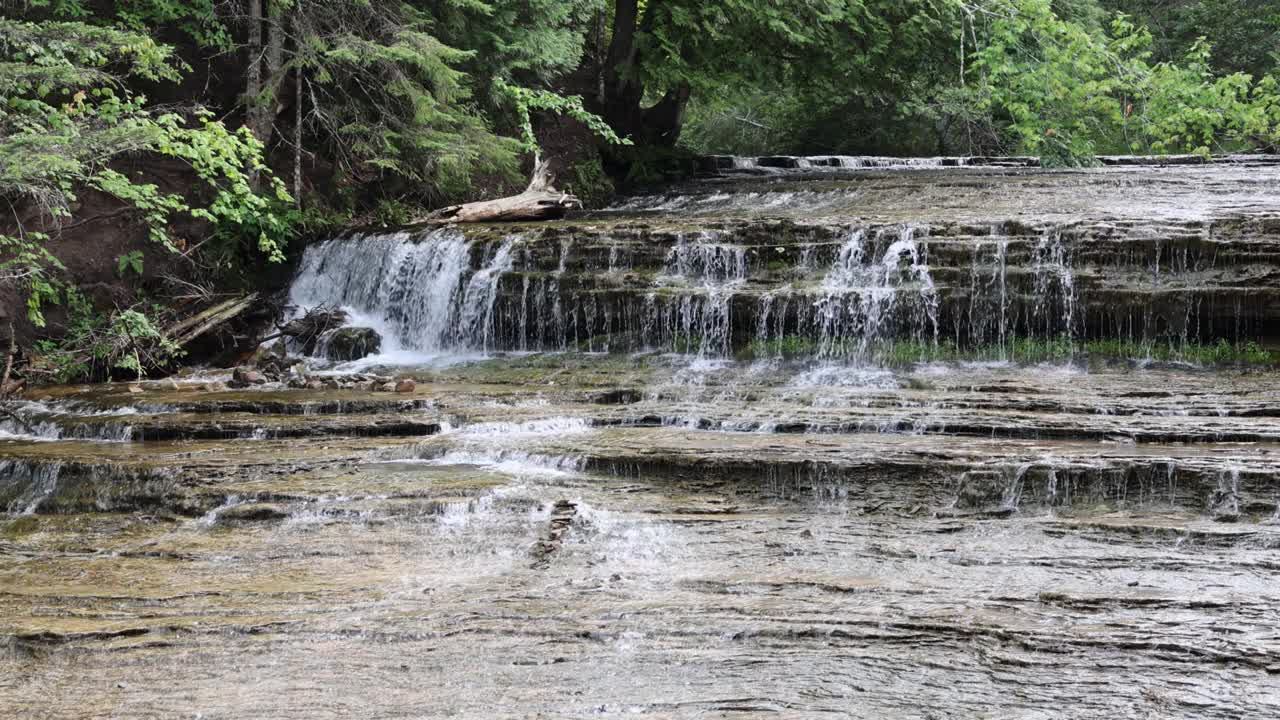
0 18 291 324
499 80 629 155
1101 0 1280 78
680 93 797 156
286 1 623 208
116 250 144 277
938 1 1280 162
369 198 419 227
1110 21 1280 154
673 0 1280 163
973 0 1122 164
30 290 183 382
27 0 230 49
567 155 615 209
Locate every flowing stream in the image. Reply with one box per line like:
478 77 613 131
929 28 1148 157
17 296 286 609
3 159 1280 718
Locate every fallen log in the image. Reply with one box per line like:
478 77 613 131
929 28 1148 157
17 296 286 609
425 158 581 223
0 319 22 397
0 321 15 399
167 293 261 347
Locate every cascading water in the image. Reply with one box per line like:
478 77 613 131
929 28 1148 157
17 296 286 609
7 160 1280 719
1032 230 1077 344
288 228 517 359
807 226 939 361
283 200 1201 369
649 232 748 357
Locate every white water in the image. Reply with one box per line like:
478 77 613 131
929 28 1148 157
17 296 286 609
283 219 1077 371
813 226 939 360
288 228 518 363
650 232 749 357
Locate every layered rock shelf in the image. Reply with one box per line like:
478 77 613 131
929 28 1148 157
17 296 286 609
3 159 1278 718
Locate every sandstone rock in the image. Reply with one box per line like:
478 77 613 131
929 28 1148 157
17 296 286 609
378 382 397 392
127 384 144 394
250 339 289 368
954 470 1007 509
395 378 416 393
230 368 267 388
218 503 289 523
319 327 382 362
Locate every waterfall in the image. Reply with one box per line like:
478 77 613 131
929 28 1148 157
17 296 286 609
811 226 939 360
288 228 517 358
1032 230 1077 343
650 232 748 357
285 220 1084 365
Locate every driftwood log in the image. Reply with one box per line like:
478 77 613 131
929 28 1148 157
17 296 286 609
260 305 349 354
1 321 21 398
167 293 261 348
426 158 581 223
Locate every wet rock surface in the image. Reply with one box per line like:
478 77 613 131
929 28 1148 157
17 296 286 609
2 357 1279 718
319 326 382 361
2 162 1279 718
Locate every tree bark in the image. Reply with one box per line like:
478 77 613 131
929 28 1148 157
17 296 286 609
293 3 304 207
166 294 261 348
246 0 288 150
246 0 264 137
0 321 19 399
596 0 690 147
424 158 580 223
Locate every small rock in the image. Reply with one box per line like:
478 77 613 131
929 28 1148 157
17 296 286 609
799 529 813 539
395 378 416 393
250 338 288 366
305 379 325 390
127 384 144 394
378 382 397 392
218 503 289 523
203 381 229 392
230 368 266 388
159 378 180 391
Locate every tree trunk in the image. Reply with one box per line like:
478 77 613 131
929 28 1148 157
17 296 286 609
246 0 287 150
265 0 285 130
641 85 691 146
0 321 19 399
293 2 304 206
424 158 580 223
246 0 264 140
245 0 264 191
596 0 690 148
166 294 262 348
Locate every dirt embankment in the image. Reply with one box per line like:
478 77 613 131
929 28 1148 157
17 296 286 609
1 156 294 377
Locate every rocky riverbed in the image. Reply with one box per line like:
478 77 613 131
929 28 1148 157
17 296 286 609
2 158 1279 718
